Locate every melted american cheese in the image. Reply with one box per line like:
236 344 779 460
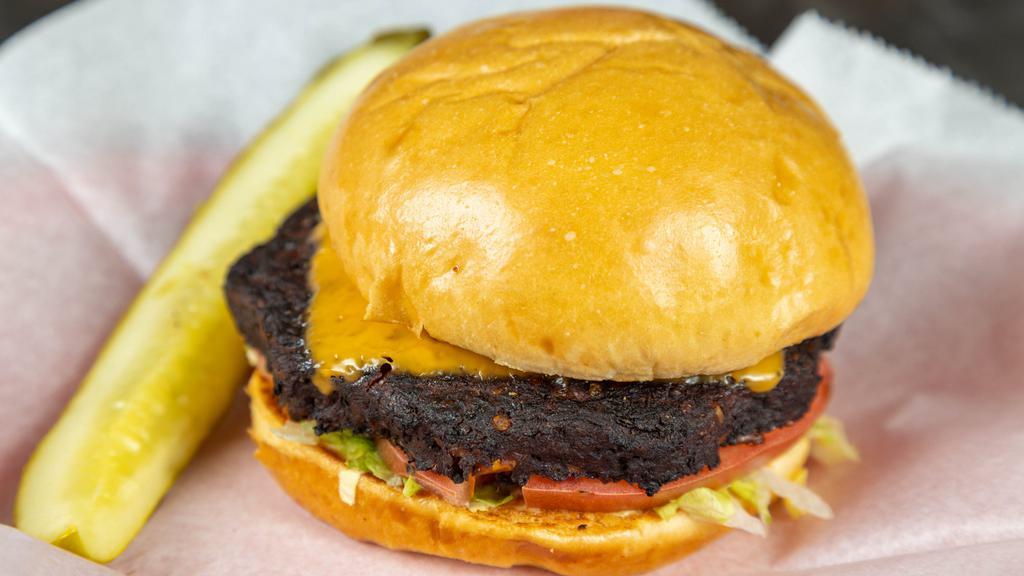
305 233 784 394
305 236 514 393
730 351 785 393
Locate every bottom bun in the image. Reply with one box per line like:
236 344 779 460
247 371 810 575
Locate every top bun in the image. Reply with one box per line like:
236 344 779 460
319 7 873 381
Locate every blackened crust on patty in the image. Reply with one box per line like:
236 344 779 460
225 200 836 494
225 201 319 418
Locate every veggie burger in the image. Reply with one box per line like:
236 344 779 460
224 7 873 575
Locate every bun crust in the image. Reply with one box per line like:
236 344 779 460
319 7 873 380
248 371 810 575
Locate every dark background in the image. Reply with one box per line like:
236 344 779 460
2 0 1022 106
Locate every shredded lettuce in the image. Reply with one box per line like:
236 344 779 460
682 488 766 536
272 420 318 445
468 483 517 512
783 467 809 519
272 422 396 483
318 429 394 482
751 469 832 519
727 477 773 524
337 467 362 505
403 476 422 497
656 487 766 536
657 417 855 530
808 415 860 465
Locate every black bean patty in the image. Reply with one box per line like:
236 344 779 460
225 200 836 494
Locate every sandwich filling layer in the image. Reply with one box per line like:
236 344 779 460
225 200 835 497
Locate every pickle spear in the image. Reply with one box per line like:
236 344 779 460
14 30 428 562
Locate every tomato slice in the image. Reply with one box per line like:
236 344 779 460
411 470 472 505
375 438 474 506
520 359 833 512
375 437 412 477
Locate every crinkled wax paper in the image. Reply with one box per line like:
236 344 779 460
2 2 1022 574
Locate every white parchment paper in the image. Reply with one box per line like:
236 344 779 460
2 2 1023 575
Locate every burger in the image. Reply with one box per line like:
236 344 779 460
224 7 873 575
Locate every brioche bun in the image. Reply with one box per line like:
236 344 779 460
248 371 810 575
318 7 873 380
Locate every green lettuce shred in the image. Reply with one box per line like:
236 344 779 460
751 469 833 519
403 476 422 497
783 467 810 518
656 487 726 522
468 483 517 512
656 487 765 535
727 477 773 524
318 430 394 482
656 414 859 530
808 415 860 465
272 420 318 445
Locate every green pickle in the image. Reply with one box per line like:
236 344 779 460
15 30 428 562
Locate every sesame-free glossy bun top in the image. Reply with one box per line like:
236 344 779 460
318 7 874 381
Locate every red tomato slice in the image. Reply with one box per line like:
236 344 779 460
375 437 411 477
375 438 473 506
411 470 473 506
520 359 833 512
